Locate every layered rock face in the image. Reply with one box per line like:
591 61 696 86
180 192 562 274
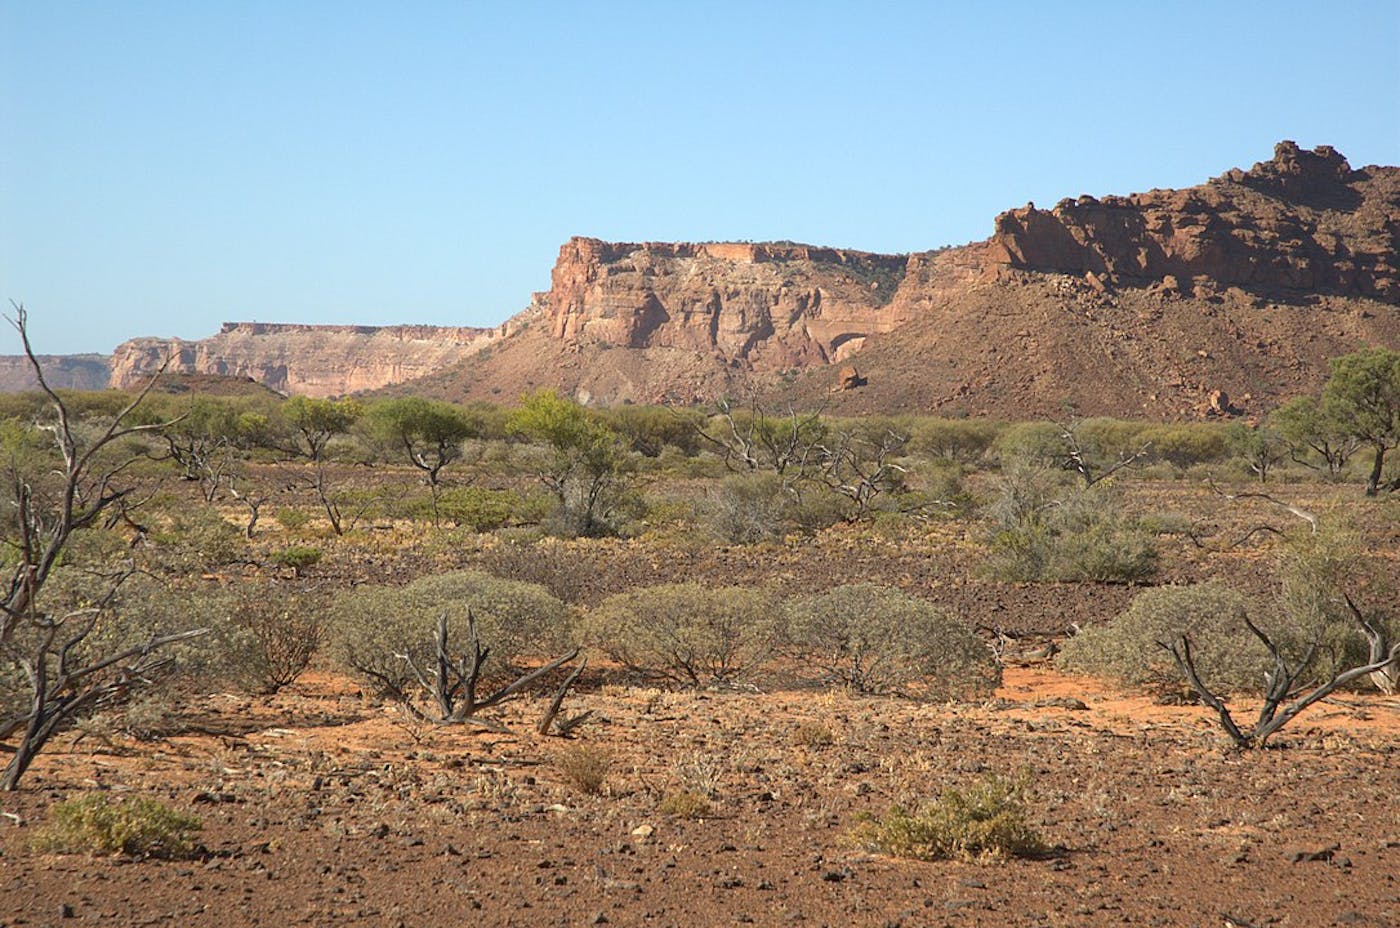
109 323 497 397
987 141 1400 302
539 238 918 369
0 355 111 392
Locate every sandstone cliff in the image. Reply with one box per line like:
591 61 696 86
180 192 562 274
0 355 111 392
109 322 498 397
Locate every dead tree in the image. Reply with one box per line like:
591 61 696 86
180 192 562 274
395 611 582 732
1 305 205 790
816 429 908 520
689 396 827 479
1050 417 1151 487
1159 612 1400 749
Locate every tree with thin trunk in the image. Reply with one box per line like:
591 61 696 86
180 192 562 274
1 306 206 790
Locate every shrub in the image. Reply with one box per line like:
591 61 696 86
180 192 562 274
704 472 796 544
270 545 322 576
33 795 201 858
554 744 612 795
853 772 1045 861
578 583 779 686
330 570 570 695
793 722 836 747
1057 582 1270 694
983 466 1158 583
147 507 246 572
273 507 313 532
782 584 1000 699
658 790 712 819
908 418 1001 466
228 584 326 692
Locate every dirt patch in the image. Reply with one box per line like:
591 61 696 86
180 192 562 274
4 668 1397 928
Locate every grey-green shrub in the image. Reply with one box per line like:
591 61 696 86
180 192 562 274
983 466 1158 583
782 583 999 699
330 569 569 694
578 583 778 686
705 472 797 544
1058 582 1271 693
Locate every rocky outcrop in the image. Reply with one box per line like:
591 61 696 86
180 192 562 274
109 322 498 397
986 141 1400 302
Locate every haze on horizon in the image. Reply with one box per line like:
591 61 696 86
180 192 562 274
2 0 1397 356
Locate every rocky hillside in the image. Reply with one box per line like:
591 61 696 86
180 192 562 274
413 141 1398 417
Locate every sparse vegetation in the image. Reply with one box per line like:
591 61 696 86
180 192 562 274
554 743 612 795
852 772 1045 861
33 795 201 858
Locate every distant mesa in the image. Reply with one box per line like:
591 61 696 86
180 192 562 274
6 142 1398 417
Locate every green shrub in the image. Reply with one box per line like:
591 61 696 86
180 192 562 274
270 545 322 576
908 418 1002 466
273 507 313 531
147 507 246 572
330 570 570 695
1057 582 1271 693
982 467 1158 583
33 795 201 858
853 772 1044 861
578 583 778 686
782 584 1000 699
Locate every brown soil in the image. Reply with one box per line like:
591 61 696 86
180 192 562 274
3 667 1397 928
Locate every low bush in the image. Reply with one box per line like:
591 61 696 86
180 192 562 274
554 744 612 795
704 472 796 544
782 584 1000 699
658 790 712 819
853 772 1045 861
983 466 1158 583
33 795 201 858
330 570 570 695
270 545 322 576
1057 582 1270 694
578 583 778 686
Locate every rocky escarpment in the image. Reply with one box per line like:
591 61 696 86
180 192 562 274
417 142 1398 416
109 322 499 397
987 141 1400 302
0 355 111 392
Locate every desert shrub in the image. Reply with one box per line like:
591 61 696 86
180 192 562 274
273 507 313 532
554 744 612 795
782 584 1000 699
658 790 712 819
147 507 246 572
704 472 797 543
330 570 570 695
1142 423 1230 472
992 422 1063 467
33 795 201 858
270 545 322 576
476 540 595 604
1058 582 1271 693
853 772 1045 861
578 583 779 686
983 466 1158 583
908 418 1002 466
432 486 537 531
227 583 327 692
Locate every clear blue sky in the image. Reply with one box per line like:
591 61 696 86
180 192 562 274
2 1 1397 355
